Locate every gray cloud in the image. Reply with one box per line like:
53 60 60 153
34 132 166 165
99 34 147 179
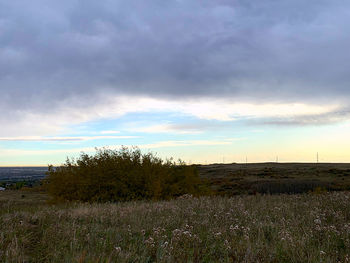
256 109 350 126
1 0 350 118
0 135 136 141
127 120 233 134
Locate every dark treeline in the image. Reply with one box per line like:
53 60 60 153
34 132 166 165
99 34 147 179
44 147 210 202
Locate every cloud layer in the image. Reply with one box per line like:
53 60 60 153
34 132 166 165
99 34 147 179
0 135 136 142
1 0 350 135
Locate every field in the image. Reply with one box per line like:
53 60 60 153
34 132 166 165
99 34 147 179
2 163 350 195
1 190 350 262
198 163 350 195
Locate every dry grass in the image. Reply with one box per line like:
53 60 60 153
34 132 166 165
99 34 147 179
198 163 350 194
1 191 350 262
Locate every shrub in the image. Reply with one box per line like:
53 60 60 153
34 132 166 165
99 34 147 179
44 147 209 202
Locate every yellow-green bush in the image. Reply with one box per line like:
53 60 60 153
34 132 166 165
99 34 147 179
44 147 209 202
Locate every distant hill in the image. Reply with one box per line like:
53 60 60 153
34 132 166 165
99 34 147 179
0 167 47 182
3 162 350 194
197 162 350 194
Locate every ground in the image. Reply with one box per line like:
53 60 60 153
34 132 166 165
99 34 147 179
1 190 350 262
198 163 350 195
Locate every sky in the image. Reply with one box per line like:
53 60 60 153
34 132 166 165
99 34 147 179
1 0 350 165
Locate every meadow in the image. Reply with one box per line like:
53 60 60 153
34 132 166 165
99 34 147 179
1 190 350 262
198 163 350 195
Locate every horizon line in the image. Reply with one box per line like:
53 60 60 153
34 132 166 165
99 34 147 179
1 161 350 167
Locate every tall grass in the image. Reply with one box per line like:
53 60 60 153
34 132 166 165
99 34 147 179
1 192 350 262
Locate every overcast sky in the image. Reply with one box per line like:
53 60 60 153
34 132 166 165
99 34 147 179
1 0 350 165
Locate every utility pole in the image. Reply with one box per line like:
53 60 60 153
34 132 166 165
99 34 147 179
316 152 320 177
276 156 278 163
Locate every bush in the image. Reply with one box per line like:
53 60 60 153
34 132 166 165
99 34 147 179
44 147 209 202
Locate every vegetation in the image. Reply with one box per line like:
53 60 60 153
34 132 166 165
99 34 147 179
45 147 209 203
0 181 41 190
3 162 350 195
3 156 350 261
198 163 350 195
1 190 350 262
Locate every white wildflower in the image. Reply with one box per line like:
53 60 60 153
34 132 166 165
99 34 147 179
314 218 321 225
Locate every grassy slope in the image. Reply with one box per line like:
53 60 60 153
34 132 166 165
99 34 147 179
1 190 350 262
198 163 350 195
